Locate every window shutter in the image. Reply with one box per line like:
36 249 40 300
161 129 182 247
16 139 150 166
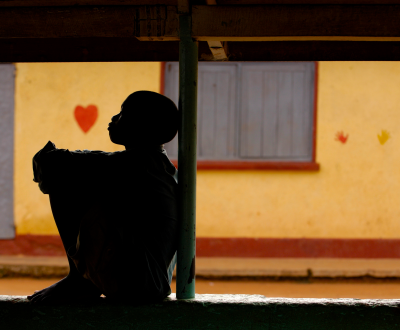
0 64 15 238
164 62 315 162
164 63 237 160
239 63 314 161
163 63 179 158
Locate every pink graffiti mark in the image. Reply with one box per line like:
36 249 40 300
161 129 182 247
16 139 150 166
74 105 98 133
335 131 349 144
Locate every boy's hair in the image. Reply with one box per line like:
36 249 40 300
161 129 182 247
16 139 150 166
123 91 178 145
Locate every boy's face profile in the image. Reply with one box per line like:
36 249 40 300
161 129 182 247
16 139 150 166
108 102 132 146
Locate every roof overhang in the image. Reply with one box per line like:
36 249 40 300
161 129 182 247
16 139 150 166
2 1 400 61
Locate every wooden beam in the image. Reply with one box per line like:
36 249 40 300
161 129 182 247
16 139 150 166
0 38 182 62
3 39 400 62
0 0 178 6
208 0 400 3
177 0 190 14
192 5 400 41
2 5 400 41
206 41 229 60
224 41 400 61
205 0 230 60
2 0 400 6
0 5 179 40
0 6 137 38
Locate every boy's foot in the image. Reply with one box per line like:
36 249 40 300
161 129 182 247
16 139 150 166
27 274 102 303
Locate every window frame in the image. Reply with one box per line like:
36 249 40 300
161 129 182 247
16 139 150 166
160 61 319 171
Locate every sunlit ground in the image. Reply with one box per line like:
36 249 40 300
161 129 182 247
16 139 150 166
2 278 400 299
177 279 400 299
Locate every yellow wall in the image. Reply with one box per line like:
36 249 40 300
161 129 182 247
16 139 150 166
14 62 161 234
14 62 400 238
197 62 400 238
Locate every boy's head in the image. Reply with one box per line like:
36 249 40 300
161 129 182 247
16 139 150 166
108 91 178 147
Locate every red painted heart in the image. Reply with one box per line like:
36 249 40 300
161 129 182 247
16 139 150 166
74 105 98 133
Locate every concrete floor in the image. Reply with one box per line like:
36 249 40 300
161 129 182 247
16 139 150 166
2 278 400 299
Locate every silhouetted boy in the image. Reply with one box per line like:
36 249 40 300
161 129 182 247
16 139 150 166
28 91 178 303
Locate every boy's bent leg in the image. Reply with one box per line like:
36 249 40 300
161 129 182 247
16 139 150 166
28 192 102 303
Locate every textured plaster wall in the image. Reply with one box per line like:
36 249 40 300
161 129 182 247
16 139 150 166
13 62 400 239
14 62 161 234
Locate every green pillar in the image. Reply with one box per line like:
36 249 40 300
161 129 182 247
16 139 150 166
176 14 198 300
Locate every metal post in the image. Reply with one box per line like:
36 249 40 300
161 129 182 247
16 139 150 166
176 13 198 299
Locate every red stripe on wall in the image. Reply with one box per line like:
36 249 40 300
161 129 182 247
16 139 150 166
0 235 65 256
197 238 400 259
170 160 320 171
2 236 400 258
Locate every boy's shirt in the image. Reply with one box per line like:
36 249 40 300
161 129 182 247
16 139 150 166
33 141 178 300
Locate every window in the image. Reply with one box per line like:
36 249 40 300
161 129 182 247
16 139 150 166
164 62 318 170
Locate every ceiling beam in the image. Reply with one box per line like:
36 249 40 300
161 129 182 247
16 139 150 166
2 5 400 41
2 4 400 61
0 6 179 40
204 0 229 60
2 0 400 6
192 5 400 41
0 38 181 62
0 0 178 6
2 39 400 62
225 41 400 61
0 6 138 38
206 41 229 60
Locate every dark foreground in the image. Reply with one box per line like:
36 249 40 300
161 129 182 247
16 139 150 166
1 293 399 330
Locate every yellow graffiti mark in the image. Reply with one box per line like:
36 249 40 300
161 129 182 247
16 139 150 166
378 130 391 145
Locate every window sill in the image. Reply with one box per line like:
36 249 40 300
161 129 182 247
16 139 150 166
170 160 320 171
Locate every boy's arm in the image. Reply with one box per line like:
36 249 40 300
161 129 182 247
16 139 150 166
32 141 86 194
32 141 58 194
33 141 113 195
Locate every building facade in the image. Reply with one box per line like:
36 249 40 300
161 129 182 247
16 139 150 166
1 61 400 257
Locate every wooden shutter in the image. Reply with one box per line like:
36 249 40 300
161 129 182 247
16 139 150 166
239 62 314 161
163 63 180 158
164 63 237 160
0 64 15 238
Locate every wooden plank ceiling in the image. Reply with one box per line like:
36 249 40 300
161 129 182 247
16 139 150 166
1 0 400 61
